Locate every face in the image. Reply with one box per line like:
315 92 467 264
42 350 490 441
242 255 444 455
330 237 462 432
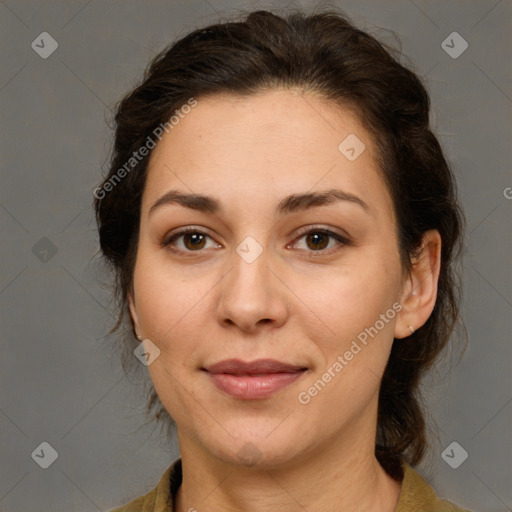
129 89 409 468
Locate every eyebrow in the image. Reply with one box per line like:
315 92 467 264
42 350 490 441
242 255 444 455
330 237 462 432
148 188 371 217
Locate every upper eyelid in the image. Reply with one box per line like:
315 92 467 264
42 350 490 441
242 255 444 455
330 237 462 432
293 225 349 239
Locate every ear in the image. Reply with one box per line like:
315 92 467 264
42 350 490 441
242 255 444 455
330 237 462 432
394 229 442 339
128 289 142 340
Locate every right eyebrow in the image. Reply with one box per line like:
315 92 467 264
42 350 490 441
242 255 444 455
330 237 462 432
149 190 220 216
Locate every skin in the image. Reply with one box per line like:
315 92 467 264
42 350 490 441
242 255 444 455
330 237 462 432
128 88 441 512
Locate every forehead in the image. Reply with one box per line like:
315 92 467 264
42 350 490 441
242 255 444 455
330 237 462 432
143 89 393 219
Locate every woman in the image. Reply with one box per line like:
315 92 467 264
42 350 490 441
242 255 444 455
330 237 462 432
94 8 471 512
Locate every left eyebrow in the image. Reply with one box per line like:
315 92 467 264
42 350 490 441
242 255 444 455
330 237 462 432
277 189 371 215
148 188 371 217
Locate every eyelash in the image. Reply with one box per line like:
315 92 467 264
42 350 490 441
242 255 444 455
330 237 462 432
160 225 350 257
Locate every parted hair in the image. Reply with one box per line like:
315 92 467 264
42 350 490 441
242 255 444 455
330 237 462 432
93 7 466 480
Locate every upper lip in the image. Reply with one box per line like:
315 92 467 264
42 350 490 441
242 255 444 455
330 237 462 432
204 358 307 375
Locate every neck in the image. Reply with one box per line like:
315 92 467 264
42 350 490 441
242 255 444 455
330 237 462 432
174 427 402 512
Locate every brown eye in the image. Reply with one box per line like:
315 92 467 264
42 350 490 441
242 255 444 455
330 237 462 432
291 228 348 254
161 228 219 253
305 232 330 251
182 232 207 250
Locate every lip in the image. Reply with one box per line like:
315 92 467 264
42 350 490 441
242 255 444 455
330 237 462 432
203 358 308 400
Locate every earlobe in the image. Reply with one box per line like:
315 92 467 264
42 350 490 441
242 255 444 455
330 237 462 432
394 229 442 339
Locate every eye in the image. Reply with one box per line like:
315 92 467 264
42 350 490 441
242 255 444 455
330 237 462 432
289 227 349 254
161 227 220 252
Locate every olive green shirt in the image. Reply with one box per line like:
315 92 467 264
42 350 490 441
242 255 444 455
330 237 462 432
110 458 472 511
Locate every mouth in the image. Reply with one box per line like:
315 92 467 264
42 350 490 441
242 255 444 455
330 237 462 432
202 359 308 400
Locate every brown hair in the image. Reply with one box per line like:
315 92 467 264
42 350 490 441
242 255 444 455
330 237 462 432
93 7 466 480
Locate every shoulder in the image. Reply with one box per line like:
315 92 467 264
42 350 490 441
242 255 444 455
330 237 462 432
109 494 145 512
397 463 473 512
107 459 180 512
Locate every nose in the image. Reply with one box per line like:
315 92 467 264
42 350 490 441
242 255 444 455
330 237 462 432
216 241 289 334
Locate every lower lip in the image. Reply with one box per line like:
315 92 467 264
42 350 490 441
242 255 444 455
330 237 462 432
207 371 306 399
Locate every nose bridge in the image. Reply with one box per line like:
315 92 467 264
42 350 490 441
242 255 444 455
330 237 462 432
217 233 288 330
227 234 273 302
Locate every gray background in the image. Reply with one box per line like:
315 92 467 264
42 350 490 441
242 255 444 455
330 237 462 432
0 0 510 511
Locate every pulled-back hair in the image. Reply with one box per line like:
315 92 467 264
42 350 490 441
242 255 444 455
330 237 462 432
93 7 466 480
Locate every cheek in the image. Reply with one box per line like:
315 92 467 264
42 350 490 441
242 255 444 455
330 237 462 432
308 259 394 330
301 256 400 384
133 260 180 342
133 259 218 359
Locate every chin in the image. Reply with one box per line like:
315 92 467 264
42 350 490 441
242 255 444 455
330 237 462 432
202 422 311 470
221 442 301 470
